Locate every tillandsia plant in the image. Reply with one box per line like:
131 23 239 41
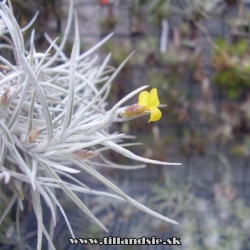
0 0 181 249
182 0 222 22
211 38 250 98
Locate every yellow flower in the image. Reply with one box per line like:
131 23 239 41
138 88 162 122
118 88 162 122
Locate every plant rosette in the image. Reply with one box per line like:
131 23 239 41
0 1 181 249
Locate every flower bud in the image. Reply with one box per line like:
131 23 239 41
118 104 149 119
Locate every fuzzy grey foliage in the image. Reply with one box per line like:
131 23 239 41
0 0 181 249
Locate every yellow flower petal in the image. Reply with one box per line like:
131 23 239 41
149 88 160 108
148 107 162 122
138 91 150 108
137 88 162 122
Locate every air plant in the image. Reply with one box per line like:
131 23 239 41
129 0 147 35
183 0 222 22
211 38 250 98
229 16 250 36
146 0 172 24
102 39 132 68
214 97 250 155
0 0 181 249
179 129 207 156
226 0 250 38
146 0 222 24
133 30 201 70
99 3 118 36
160 40 201 71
